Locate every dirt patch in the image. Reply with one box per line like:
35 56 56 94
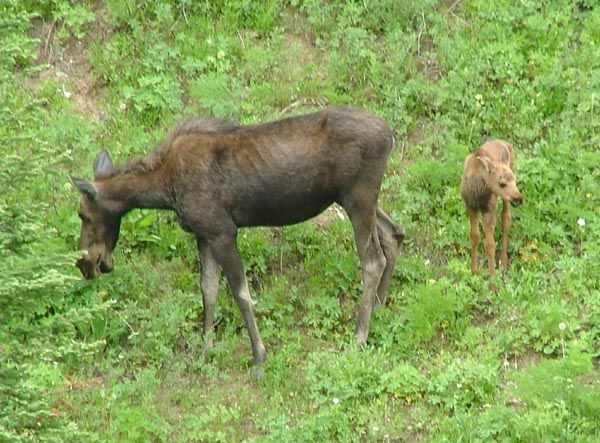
28 12 108 120
514 349 541 369
50 375 106 418
312 204 346 231
154 368 268 439
278 11 330 114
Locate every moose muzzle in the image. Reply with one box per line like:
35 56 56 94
76 250 113 279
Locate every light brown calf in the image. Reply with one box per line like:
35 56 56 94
460 140 523 275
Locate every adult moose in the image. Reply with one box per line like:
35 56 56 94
72 106 405 365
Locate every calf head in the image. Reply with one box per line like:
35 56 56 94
477 154 523 206
72 150 122 279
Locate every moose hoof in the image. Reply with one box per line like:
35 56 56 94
251 365 265 381
202 332 214 355
253 343 267 366
356 331 368 348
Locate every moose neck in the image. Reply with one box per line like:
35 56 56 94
98 169 173 213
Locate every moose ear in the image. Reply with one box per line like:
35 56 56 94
71 176 98 200
500 142 512 165
93 150 113 180
476 156 493 173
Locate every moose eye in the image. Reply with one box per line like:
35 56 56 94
499 183 507 188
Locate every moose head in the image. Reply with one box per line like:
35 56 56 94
71 150 122 279
476 149 523 207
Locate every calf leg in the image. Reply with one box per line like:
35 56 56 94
197 238 220 354
373 207 404 308
482 204 498 275
207 233 266 365
467 207 481 274
342 196 386 347
499 199 511 270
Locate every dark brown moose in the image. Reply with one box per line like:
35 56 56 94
72 106 405 365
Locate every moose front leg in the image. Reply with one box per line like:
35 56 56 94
208 233 266 365
467 207 480 274
482 207 498 276
499 199 512 270
197 238 220 354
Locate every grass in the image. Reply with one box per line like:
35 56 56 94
2 0 600 441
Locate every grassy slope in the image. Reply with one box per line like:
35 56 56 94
4 0 600 441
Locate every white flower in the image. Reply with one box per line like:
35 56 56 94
217 50 226 59
332 397 340 405
577 217 586 227
372 425 379 432
559 322 566 331
118 103 127 111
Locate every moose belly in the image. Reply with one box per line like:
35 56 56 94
232 186 337 227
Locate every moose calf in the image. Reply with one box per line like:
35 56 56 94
460 140 523 275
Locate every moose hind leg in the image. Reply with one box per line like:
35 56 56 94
208 234 266 365
342 197 386 347
373 207 404 308
198 238 221 354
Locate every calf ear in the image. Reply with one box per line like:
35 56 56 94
93 150 113 180
71 176 98 200
476 156 493 173
500 142 512 165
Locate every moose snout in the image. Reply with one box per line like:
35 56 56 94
99 256 113 273
76 256 99 279
76 250 113 279
510 195 523 207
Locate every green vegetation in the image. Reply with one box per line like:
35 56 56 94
2 0 599 441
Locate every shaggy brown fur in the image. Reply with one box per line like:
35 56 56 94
460 140 523 275
101 118 241 178
72 106 405 365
